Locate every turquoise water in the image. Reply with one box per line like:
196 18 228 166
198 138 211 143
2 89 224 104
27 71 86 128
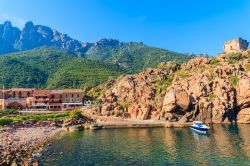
39 124 250 165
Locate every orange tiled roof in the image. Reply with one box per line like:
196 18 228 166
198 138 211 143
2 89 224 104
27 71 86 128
51 89 83 93
10 88 35 91
33 90 51 96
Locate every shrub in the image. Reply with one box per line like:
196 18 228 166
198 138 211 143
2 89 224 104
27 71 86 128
95 98 103 104
209 94 217 100
0 109 17 116
227 52 244 64
120 102 130 111
210 59 220 66
229 75 239 87
247 64 250 72
0 118 13 126
175 71 189 79
69 109 83 118
156 75 173 95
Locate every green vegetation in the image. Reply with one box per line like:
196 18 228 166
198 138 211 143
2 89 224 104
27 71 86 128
69 109 83 118
247 64 250 72
0 109 83 126
210 59 220 66
0 45 191 89
0 109 17 116
91 87 103 98
0 47 125 89
0 118 13 126
156 75 174 95
229 75 239 87
175 71 189 79
119 102 130 111
227 52 244 64
85 42 192 73
209 94 217 100
46 59 125 89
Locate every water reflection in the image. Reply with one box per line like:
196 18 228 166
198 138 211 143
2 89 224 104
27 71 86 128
40 125 250 166
238 124 250 157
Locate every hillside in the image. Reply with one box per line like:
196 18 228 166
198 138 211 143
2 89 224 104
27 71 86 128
86 50 250 124
85 39 191 73
0 47 125 89
0 20 193 88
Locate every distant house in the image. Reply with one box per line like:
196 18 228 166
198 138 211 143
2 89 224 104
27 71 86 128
224 38 249 53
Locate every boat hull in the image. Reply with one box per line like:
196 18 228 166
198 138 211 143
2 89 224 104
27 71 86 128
190 125 208 133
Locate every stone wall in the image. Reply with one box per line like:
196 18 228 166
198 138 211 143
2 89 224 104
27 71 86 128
224 38 249 53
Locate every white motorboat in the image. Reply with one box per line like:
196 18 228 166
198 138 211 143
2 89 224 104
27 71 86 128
190 121 210 134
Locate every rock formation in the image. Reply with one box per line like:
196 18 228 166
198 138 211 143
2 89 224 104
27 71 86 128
0 21 86 54
88 50 250 124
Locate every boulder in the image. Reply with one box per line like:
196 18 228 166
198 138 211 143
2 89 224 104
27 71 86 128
175 90 190 111
162 89 190 112
128 105 139 119
237 108 250 123
162 91 176 112
237 77 250 109
137 105 150 120
101 103 112 113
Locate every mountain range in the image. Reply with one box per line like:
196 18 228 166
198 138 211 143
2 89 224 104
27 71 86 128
0 21 193 88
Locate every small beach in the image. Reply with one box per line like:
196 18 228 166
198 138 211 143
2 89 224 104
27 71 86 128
0 126 64 165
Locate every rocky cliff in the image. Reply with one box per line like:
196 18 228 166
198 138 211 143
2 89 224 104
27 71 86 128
87 50 250 124
0 21 86 54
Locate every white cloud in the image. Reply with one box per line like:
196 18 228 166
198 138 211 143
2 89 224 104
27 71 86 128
0 14 26 28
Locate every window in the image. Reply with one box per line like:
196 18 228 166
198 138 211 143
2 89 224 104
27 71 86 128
72 94 74 98
51 95 55 99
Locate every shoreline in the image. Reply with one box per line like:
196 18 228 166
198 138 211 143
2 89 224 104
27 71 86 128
96 119 192 129
0 125 65 165
0 117 244 165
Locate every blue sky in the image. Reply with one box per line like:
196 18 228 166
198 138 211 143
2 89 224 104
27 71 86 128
0 0 250 55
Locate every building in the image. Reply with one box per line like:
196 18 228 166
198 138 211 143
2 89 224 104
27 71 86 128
224 38 249 53
60 89 83 111
0 88 83 111
0 88 34 110
28 90 50 111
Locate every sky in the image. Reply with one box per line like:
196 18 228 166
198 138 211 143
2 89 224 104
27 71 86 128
0 0 250 55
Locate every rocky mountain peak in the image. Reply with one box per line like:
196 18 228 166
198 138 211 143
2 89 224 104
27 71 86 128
3 21 12 27
23 21 35 29
0 20 88 54
95 38 120 46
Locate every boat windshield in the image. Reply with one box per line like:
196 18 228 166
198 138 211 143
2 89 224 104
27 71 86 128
195 122 204 126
